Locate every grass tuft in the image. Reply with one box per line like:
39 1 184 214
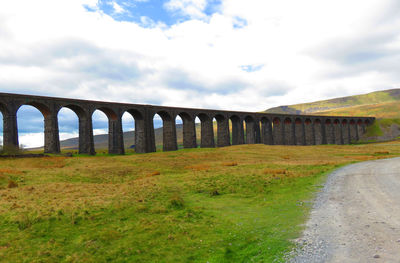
7 180 18 188
169 194 185 209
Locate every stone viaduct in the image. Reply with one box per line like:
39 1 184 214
0 92 374 154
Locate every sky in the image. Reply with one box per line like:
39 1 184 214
0 0 400 147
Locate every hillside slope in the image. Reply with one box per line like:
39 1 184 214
265 89 400 141
265 89 400 116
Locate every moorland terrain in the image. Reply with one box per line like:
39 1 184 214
1 142 400 262
1 89 400 262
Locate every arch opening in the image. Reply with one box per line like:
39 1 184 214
175 115 184 149
92 109 110 154
153 113 163 151
16 105 46 150
58 107 79 152
122 111 135 152
195 116 201 147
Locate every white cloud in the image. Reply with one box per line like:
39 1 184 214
164 0 208 20
111 1 126 14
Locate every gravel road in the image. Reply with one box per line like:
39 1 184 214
289 157 400 263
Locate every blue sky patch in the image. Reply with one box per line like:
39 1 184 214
84 0 222 27
240 64 264 72
232 16 247 29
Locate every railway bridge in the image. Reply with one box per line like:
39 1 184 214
0 93 374 154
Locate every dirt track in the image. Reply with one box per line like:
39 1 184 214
290 157 400 263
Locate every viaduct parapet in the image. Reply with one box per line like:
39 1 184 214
0 93 374 154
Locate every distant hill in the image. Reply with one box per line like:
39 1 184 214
265 88 400 141
60 124 203 151
265 89 400 117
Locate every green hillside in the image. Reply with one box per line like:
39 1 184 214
265 89 400 116
265 88 400 141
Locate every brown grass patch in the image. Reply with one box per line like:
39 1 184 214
185 164 210 171
147 171 161 177
263 168 288 175
222 162 238 167
7 180 18 188
0 169 23 175
16 157 67 169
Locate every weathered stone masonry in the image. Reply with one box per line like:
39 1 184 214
0 92 374 154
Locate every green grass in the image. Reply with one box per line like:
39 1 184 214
1 142 400 262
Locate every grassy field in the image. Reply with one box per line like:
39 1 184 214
1 142 400 262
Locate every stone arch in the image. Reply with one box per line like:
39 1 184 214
177 112 196 149
197 113 214 148
333 119 342 144
92 107 124 155
96 107 118 121
63 104 86 119
295 118 304 145
155 110 177 151
18 101 51 118
16 102 53 152
214 114 230 147
349 119 358 142
230 115 244 145
357 119 365 136
325 119 334 144
341 119 350 144
304 118 313 145
260 117 273 145
313 119 322 145
272 117 283 145
284 117 294 145
61 104 94 154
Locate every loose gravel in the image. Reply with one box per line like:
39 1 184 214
288 157 400 263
